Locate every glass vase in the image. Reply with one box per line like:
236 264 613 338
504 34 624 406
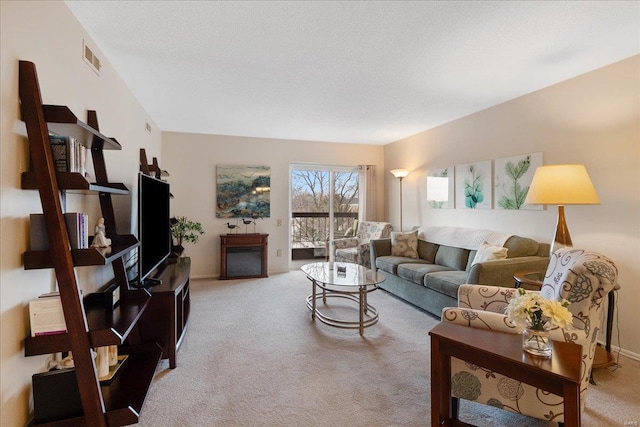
522 327 552 357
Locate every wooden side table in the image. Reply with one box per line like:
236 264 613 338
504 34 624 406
429 322 583 426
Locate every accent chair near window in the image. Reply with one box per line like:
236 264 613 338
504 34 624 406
331 221 392 268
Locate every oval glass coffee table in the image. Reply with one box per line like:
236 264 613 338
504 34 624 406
301 261 385 335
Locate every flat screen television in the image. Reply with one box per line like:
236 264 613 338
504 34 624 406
137 172 171 286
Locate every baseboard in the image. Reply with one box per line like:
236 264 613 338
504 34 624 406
190 274 217 280
600 341 640 362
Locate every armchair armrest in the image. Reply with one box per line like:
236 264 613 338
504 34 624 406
332 237 359 250
513 270 544 290
466 256 550 288
330 237 359 261
457 284 520 313
441 307 522 334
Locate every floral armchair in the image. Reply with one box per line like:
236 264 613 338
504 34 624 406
331 221 392 268
441 248 619 424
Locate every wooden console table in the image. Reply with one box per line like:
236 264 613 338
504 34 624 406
137 257 191 369
220 233 268 279
429 322 583 426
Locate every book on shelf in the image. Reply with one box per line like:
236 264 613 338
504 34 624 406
30 213 89 250
48 135 86 175
29 294 67 337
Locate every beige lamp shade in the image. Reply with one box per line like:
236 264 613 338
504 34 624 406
525 164 599 256
390 169 410 179
525 164 600 205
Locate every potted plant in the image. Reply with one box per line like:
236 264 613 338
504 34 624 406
170 216 204 257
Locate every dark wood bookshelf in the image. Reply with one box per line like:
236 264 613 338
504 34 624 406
24 235 139 269
19 59 159 427
24 291 152 356
21 171 129 194
41 105 121 150
26 344 163 427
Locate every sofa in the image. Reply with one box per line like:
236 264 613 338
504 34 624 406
370 226 550 318
331 221 393 268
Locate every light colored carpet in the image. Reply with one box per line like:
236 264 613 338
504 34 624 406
137 270 640 426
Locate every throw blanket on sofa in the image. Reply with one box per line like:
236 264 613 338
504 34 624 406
416 226 512 250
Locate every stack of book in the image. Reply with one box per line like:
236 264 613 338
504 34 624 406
49 135 87 176
30 213 89 250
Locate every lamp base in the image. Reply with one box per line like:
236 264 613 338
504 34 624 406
551 205 573 256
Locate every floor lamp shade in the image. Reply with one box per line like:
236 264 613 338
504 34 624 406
524 164 600 255
390 169 410 231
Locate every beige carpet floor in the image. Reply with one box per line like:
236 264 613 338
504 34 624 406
137 270 639 426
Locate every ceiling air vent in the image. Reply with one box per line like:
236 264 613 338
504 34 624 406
83 40 101 75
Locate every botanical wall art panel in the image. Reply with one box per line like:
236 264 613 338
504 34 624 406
494 152 543 210
216 165 271 218
427 167 455 208
455 160 492 209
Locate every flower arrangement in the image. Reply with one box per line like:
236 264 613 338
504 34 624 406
505 288 573 331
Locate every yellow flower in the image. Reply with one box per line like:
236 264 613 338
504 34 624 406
505 289 572 330
540 299 573 329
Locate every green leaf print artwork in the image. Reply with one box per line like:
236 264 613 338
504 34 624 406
497 155 531 209
464 166 484 209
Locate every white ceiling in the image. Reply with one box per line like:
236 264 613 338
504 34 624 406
65 1 639 145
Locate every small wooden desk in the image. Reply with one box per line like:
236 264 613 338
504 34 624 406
429 322 582 427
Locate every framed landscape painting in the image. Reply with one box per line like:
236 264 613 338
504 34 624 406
216 165 271 218
455 160 492 209
427 167 455 208
494 152 543 210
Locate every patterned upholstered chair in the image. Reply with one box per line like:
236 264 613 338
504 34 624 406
331 221 392 268
441 248 619 425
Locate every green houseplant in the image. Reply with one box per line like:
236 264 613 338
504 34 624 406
170 216 204 257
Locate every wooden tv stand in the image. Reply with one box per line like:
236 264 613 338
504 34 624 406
137 257 191 368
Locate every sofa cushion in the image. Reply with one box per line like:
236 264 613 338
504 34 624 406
417 239 439 263
391 230 419 258
424 271 469 298
376 256 430 275
435 245 470 271
471 241 508 266
503 235 540 258
397 263 453 285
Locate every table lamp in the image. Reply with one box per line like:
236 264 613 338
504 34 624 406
524 164 600 255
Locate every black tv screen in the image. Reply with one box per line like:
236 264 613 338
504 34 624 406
138 172 171 284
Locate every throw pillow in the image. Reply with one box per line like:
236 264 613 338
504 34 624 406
391 230 419 258
471 241 508 266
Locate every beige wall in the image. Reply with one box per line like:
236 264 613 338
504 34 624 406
0 2 162 425
1 1 638 425
161 132 385 277
385 55 640 358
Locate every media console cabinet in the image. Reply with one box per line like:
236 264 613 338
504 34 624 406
220 233 268 279
137 257 191 369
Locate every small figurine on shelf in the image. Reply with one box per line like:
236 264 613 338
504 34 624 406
91 217 112 248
